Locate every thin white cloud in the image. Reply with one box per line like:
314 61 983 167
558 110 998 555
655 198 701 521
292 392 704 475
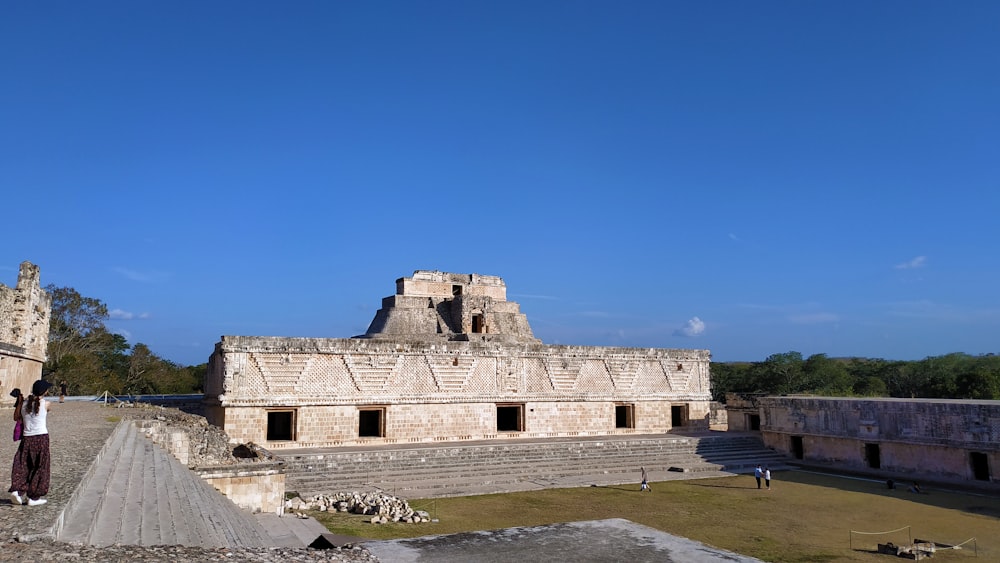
674 317 706 337
894 256 927 270
884 300 1000 322
113 267 167 282
728 233 740 242
109 309 151 320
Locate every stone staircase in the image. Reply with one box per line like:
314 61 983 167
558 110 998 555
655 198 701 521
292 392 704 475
281 432 791 499
55 422 275 548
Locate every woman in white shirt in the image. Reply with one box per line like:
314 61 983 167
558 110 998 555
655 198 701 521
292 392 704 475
9 379 53 506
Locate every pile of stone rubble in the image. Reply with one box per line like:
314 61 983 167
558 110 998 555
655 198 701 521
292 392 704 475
123 404 274 467
287 492 433 524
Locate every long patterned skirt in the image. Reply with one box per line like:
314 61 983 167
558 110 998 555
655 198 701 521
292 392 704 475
9 433 50 501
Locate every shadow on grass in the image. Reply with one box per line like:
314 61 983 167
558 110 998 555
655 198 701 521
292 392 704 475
590 485 638 492
685 481 757 490
778 470 1000 518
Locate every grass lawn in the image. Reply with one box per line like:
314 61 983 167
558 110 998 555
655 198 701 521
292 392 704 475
307 470 998 562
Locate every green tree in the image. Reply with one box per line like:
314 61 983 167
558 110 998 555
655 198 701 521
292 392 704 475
802 353 853 395
44 285 204 395
45 285 110 370
758 351 805 394
853 376 888 396
709 362 755 402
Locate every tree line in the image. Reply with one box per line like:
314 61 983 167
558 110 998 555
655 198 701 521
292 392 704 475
43 285 205 396
710 351 1000 402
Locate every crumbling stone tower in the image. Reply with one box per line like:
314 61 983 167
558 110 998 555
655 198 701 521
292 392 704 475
362 270 539 344
0 261 52 397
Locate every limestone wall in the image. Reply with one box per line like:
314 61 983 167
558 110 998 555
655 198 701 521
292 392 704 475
199 467 286 515
216 400 713 450
724 393 765 432
205 336 712 448
0 262 51 398
760 396 999 483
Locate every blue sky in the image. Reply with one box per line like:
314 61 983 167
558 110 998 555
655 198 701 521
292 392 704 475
3 2 998 367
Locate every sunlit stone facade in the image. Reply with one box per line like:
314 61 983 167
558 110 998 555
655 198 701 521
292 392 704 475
0 261 51 399
760 396 999 485
205 271 712 449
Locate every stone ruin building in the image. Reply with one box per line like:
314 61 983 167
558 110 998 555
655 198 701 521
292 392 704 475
0 261 51 399
756 395 998 485
204 270 713 449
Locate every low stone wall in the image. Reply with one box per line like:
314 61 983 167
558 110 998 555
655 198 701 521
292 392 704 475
760 396 999 484
197 464 286 515
708 401 728 430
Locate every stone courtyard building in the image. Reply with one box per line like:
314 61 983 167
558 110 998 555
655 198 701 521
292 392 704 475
0 261 51 398
755 395 998 485
204 270 713 449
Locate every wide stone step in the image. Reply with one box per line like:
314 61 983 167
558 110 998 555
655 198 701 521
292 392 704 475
283 447 782 480
282 445 737 471
58 422 272 548
281 439 770 465
56 422 132 543
286 453 716 484
286 458 792 497
281 433 790 499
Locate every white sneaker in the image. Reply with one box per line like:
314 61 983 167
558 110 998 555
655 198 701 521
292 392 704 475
27 498 46 506
10 492 22 505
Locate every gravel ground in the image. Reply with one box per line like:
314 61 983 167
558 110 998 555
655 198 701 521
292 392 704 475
0 400 376 562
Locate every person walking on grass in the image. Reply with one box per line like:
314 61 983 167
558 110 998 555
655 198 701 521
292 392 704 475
754 464 763 489
9 380 54 507
764 466 771 490
640 467 651 492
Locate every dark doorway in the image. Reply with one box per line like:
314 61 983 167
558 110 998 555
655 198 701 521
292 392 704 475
615 404 635 429
452 285 462 297
472 314 484 333
970 452 990 481
671 405 687 427
790 435 804 460
497 404 524 432
748 414 761 431
865 443 881 469
266 410 295 441
359 408 385 438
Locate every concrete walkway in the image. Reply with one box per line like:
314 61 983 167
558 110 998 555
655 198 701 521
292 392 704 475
363 518 766 563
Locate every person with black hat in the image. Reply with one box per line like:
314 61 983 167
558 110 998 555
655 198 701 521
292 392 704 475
9 379 54 506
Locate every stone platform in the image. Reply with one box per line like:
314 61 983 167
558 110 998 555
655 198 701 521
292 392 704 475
281 430 792 499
